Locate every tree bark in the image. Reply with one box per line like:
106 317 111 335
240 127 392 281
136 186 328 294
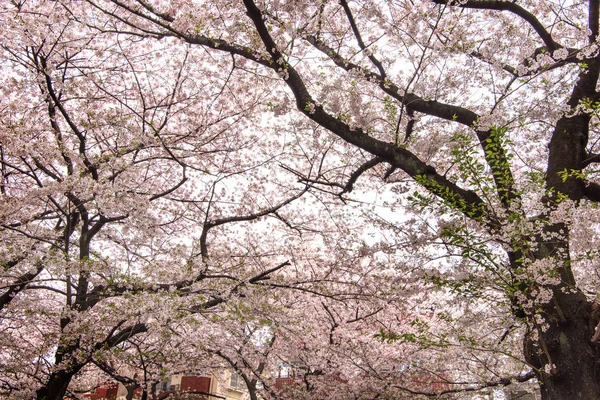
524 288 600 399
35 368 81 400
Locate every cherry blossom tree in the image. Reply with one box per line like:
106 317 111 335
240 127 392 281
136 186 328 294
81 0 600 398
0 2 312 398
4 0 600 399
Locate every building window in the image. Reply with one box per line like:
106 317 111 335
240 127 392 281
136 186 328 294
279 360 308 378
157 379 170 392
229 372 246 391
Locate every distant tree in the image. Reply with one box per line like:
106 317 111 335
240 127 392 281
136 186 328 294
4 0 600 399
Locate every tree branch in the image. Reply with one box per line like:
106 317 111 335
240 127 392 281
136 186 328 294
242 0 495 223
189 260 291 312
199 186 309 258
94 322 148 350
394 370 536 397
431 0 559 51
584 181 600 202
342 157 385 194
590 0 599 44
103 0 502 223
339 0 387 78
0 261 44 312
303 34 518 209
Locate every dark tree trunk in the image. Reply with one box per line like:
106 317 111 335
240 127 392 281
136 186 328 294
531 24 600 394
126 385 137 400
35 368 80 400
524 289 600 399
36 316 83 400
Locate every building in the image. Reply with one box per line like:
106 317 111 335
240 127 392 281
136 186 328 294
83 371 249 400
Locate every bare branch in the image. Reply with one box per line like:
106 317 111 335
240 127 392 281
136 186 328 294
339 0 387 78
199 186 309 258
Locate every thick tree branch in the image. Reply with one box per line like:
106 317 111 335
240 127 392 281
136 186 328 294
241 0 496 224
584 181 600 202
101 0 510 218
85 275 204 309
431 0 559 51
0 261 44 311
100 0 273 69
36 54 99 181
342 156 385 194
583 153 600 167
303 34 519 208
546 54 600 200
94 322 148 350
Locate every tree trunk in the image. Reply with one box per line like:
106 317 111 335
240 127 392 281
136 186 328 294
533 38 600 396
35 369 79 400
126 385 137 400
35 316 84 400
524 286 600 399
